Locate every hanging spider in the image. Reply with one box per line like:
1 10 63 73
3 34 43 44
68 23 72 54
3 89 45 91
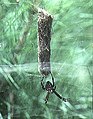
41 73 67 103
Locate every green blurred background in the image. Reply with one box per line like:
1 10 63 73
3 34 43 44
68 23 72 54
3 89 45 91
0 0 92 119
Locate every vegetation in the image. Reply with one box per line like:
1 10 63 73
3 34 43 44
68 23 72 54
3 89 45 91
0 0 92 119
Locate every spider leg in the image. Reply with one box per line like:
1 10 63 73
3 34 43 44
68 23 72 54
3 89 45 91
45 92 50 103
50 72 55 87
53 90 67 102
41 77 45 90
54 85 56 90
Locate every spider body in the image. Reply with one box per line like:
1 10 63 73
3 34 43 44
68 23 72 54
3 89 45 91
41 73 67 103
45 81 56 93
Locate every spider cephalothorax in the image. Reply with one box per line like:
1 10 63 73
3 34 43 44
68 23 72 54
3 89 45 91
41 73 67 103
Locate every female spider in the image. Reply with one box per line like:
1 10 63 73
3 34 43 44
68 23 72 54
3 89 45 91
41 73 67 103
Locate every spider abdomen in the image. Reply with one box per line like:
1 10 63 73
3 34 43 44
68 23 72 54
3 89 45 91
45 81 54 92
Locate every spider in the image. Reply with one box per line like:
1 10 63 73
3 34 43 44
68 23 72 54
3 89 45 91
41 73 67 103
